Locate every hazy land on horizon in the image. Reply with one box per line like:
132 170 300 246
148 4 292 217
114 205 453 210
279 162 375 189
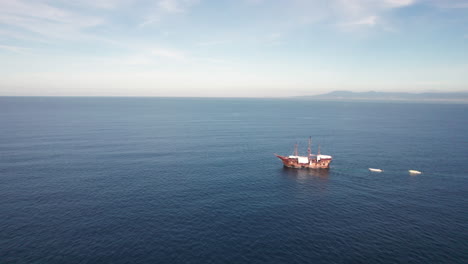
296 90 468 103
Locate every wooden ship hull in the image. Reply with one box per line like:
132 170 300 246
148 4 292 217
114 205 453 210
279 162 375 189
275 154 332 169
275 137 332 169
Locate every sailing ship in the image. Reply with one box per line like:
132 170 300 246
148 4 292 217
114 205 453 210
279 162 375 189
275 137 332 169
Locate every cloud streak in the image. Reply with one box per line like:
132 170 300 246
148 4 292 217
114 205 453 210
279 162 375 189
429 0 468 9
331 0 414 29
0 0 466 97
0 44 28 53
0 0 104 41
346 15 379 27
151 48 186 60
139 0 200 27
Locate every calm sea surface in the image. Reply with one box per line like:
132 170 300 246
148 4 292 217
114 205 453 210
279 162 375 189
1 97 467 263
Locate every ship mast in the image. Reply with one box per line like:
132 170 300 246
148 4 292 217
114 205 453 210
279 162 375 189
317 145 321 155
294 143 298 156
308 136 311 158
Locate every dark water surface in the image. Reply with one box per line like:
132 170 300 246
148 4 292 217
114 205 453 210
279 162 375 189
1 97 467 263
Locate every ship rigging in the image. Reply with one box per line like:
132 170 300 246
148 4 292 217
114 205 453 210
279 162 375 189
275 137 332 169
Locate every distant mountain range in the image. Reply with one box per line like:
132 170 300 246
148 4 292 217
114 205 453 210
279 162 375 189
300 91 468 102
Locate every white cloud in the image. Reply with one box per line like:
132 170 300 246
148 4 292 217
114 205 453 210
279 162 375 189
194 57 230 65
330 0 415 30
245 0 265 4
121 55 155 65
352 15 378 26
56 0 131 10
158 0 185 13
1 0 466 98
196 40 231 46
384 0 415 8
268 32 282 40
151 48 186 60
138 17 161 27
0 0 104 40
0 44 28 53
337 0 415 13
140 0 199 27
429 0 468 8
0 28 52 43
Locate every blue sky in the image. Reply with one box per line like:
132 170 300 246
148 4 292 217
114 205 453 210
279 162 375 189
0 0 467 97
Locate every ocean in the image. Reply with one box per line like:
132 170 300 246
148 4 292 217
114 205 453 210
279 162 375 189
1 97 467 263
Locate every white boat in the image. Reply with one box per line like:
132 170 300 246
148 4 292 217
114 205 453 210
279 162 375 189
369 168 383 172
409 170 422 174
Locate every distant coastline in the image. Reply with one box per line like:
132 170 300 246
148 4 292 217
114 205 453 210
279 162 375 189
297 91 468 103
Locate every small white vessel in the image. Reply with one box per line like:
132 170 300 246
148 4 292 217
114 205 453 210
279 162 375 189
369 168 383 172
409 170 422 174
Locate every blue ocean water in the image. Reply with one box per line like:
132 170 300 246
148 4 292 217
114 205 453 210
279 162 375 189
0 97 467 263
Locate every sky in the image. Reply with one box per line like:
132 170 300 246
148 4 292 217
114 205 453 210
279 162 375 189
0 0 467 97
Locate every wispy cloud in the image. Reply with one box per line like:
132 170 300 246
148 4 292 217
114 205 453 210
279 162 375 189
121 55 155 65
384 0 415 8
196 40 231 46
337 0 415 13
159 0 187 13
139 0 200 27
264 32 284 45
245 0 265 4
429 0 468 9
347 15 379 27
151 48 186 60
0 28 52 44
0 0 104 41
1 0 466 97
55 0 131 10
268 32 282 40
0 44 28 53
329 0 415 30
